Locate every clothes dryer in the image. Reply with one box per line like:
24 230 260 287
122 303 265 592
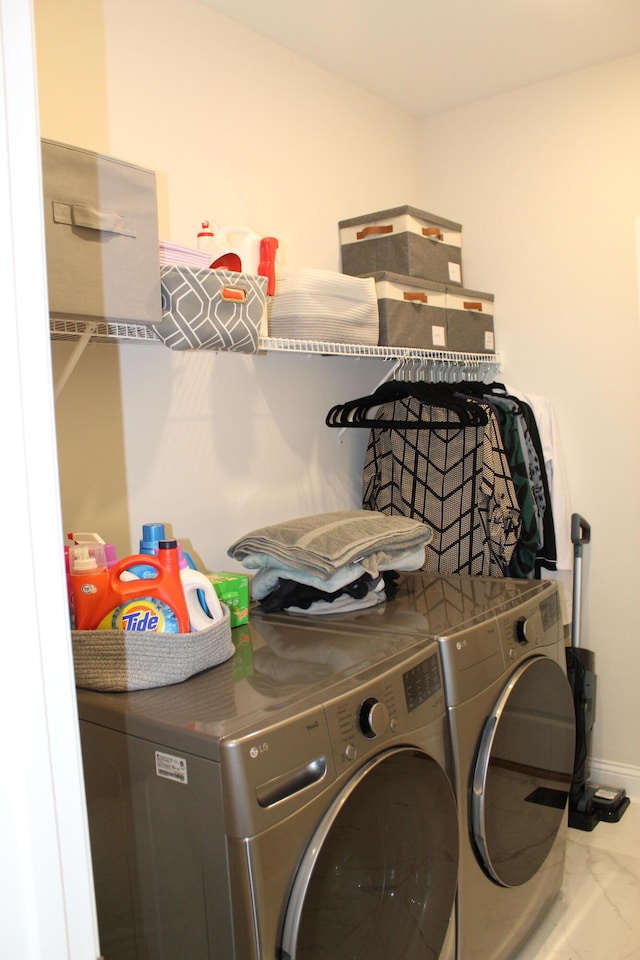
77 616 459 960
259 572 576 960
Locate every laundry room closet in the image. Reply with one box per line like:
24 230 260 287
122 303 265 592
19 1 640 950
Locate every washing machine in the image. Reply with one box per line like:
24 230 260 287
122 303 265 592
77 615 459 960
258 572 576 960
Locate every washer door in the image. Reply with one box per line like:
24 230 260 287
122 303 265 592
280 747 458 960
471 656 575 887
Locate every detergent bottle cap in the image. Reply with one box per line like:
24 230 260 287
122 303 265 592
140 522 165 554
197 219 214 239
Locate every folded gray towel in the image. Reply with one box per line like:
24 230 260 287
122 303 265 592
227 510 433 580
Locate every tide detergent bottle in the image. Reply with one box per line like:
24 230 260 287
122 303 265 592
70 539 190 633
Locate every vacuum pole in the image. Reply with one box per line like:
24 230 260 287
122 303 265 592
570 513 590 649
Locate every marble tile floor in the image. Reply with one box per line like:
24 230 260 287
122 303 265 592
513 800 639 960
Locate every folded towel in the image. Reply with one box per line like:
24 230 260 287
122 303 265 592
227 510 433 598
247 543 427 600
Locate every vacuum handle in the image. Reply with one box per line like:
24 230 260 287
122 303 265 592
571 514 590 648
571 514 591 555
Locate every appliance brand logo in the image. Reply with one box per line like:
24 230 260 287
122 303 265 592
249 742 268 759
306 720 319 732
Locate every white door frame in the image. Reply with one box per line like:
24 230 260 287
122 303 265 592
0 0 100 956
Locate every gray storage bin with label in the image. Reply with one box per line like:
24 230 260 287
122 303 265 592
445 287 495 353
368 272 448 349
339 205 463 286
41 138 162 325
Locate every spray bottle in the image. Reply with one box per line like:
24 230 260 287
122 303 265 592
66 534 116 627
177 546 224 630
70 539 190 633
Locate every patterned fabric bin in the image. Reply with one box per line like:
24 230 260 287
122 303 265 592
154 266 267 352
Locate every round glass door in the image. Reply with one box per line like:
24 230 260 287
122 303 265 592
280 747 458 960
471 656 576 887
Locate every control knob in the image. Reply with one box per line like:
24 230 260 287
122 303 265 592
359 697 389 738
515 616 530 645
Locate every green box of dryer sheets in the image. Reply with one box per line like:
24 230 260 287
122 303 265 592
208 572 250 627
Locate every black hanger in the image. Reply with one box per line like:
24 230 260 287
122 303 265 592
326 378 488 430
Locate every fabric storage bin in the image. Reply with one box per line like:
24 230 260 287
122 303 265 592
154 266 267 352
71 605 234 692
445 287 495 353
41 138 162 325
368 272 448 349
339 205 463 286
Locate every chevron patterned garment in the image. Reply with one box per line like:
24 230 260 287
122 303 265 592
362 396 522 576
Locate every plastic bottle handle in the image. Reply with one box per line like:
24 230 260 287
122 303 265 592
213 225 261 246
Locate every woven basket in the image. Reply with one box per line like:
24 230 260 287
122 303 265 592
71 605 234 692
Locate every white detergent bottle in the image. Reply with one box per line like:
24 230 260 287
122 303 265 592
177 546 224 630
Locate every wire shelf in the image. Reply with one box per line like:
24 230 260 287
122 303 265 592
50 318 161 344
259 336 499 364
49 320 501 386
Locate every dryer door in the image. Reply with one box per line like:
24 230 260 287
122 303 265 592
471 656 575 887
280 747 458 960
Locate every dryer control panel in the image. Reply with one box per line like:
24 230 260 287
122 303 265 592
436 581 564 706
498 585 563 665
325 643 445 769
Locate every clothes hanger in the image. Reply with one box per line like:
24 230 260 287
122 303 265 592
326 377 488 430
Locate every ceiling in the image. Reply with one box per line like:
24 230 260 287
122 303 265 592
198 0 640 116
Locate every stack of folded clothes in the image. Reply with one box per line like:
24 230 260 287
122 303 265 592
227 510 433 615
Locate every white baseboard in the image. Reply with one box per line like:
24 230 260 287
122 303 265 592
589 758 640 801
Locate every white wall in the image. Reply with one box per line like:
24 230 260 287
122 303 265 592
418 55 640 776
37 0 421 561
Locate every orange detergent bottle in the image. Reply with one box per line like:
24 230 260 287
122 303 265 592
70 539 190 633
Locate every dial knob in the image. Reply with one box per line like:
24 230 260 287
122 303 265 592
515 616 529 645
359 697 390 738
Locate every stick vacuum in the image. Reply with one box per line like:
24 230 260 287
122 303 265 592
566 514 630 831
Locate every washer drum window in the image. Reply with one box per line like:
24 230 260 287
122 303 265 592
280 747 459 960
